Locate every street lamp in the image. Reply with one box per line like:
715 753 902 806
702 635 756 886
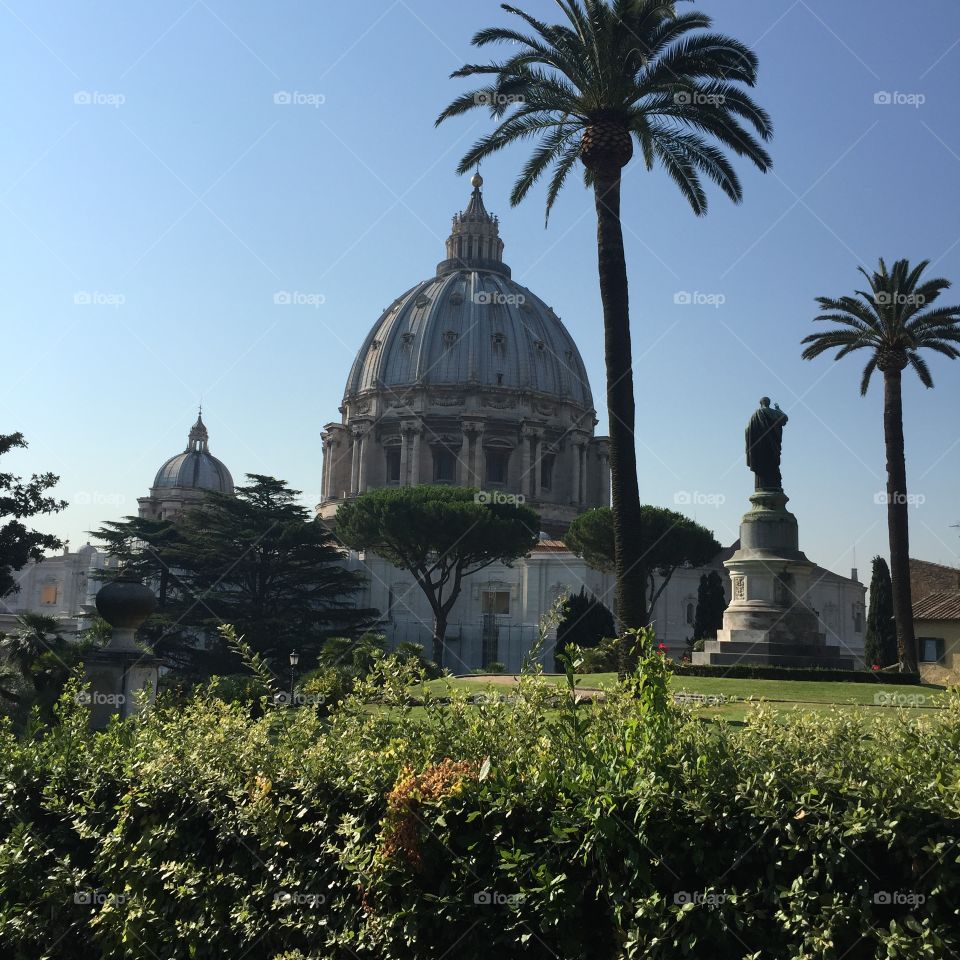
288 649 299 707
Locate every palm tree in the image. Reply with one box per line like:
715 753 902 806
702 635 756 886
802 259 960 672
437 0 772 630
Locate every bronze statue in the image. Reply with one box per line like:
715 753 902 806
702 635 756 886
746 397 788 491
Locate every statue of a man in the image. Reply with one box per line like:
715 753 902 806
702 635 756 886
745 397 788 491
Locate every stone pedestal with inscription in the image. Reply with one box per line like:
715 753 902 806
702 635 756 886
693 490 854 668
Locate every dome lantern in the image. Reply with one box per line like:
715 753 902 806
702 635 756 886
437 177 510 279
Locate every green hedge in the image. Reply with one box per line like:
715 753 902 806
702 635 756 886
0 664 957 959
675 662 924 684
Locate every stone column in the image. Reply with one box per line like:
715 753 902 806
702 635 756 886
357 431 368 493
472 425 485 486
411 425 423 485
83 570 162 730
399 424 411 486
533 435 543 497
520 426 532 498
349 428 362 494
599 449 610 507
455 437 468 486
571 441 582 505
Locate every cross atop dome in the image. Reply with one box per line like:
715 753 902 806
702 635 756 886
437 175 510 279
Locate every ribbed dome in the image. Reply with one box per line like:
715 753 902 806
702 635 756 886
344 178 594 411
153 413 234 495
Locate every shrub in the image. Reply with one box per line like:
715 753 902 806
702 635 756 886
0 644 956 959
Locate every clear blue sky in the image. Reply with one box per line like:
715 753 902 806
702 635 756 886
3 0 960 578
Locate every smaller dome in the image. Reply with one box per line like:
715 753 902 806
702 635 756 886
153 412 235 495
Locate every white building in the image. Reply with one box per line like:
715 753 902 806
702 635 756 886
0 543 117 635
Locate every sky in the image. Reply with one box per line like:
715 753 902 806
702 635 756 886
2 0 960 581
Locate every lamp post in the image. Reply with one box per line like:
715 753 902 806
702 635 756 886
288 649 299 707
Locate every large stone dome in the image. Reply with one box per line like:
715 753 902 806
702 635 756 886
345 272 593 410
152 414 233 494
319 176 609 534
139 413 234 522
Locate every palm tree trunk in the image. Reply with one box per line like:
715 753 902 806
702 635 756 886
882 368 918 672
591 165 647 632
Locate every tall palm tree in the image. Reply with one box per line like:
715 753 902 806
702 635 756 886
802 258 960 672
437 0 772 630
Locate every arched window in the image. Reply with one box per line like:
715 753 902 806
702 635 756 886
433 448 456 484
486 447 510 485
385 447 401 484
540 454 555 491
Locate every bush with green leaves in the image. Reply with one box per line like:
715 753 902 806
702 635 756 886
0 629 957 959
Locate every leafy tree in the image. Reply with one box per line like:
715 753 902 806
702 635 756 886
553 587 614 671
693 571 726 642
802 258 960 672
94 476 369 679
437 0 772 632
335 486 540 666
565 506 720 618
0 613 88 724
865 556 898 669
0 432 67 599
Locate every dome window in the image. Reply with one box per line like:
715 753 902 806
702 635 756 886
432 448 456 484
492 332 506 347
415 294 431 308
370 339 381 352
401 331 414 346
443 329 458 346
449 291 464 306
385 447 401 484
540 454 555 491
534 339 546 352
485 447 511 485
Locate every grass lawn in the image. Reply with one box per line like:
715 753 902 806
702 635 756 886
417 671 946 723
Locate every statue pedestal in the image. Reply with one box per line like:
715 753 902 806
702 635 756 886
82 648 163 729
693 490 854 669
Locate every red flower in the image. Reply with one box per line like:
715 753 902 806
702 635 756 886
657 643 668 651
871 664 880 671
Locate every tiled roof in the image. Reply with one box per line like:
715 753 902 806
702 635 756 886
532 540 570 552
913 592 960 621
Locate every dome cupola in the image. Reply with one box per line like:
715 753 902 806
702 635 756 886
139 411 235 522
436 172 510 279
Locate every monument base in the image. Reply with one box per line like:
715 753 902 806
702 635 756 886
83 649 163 730
692 489 855 670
